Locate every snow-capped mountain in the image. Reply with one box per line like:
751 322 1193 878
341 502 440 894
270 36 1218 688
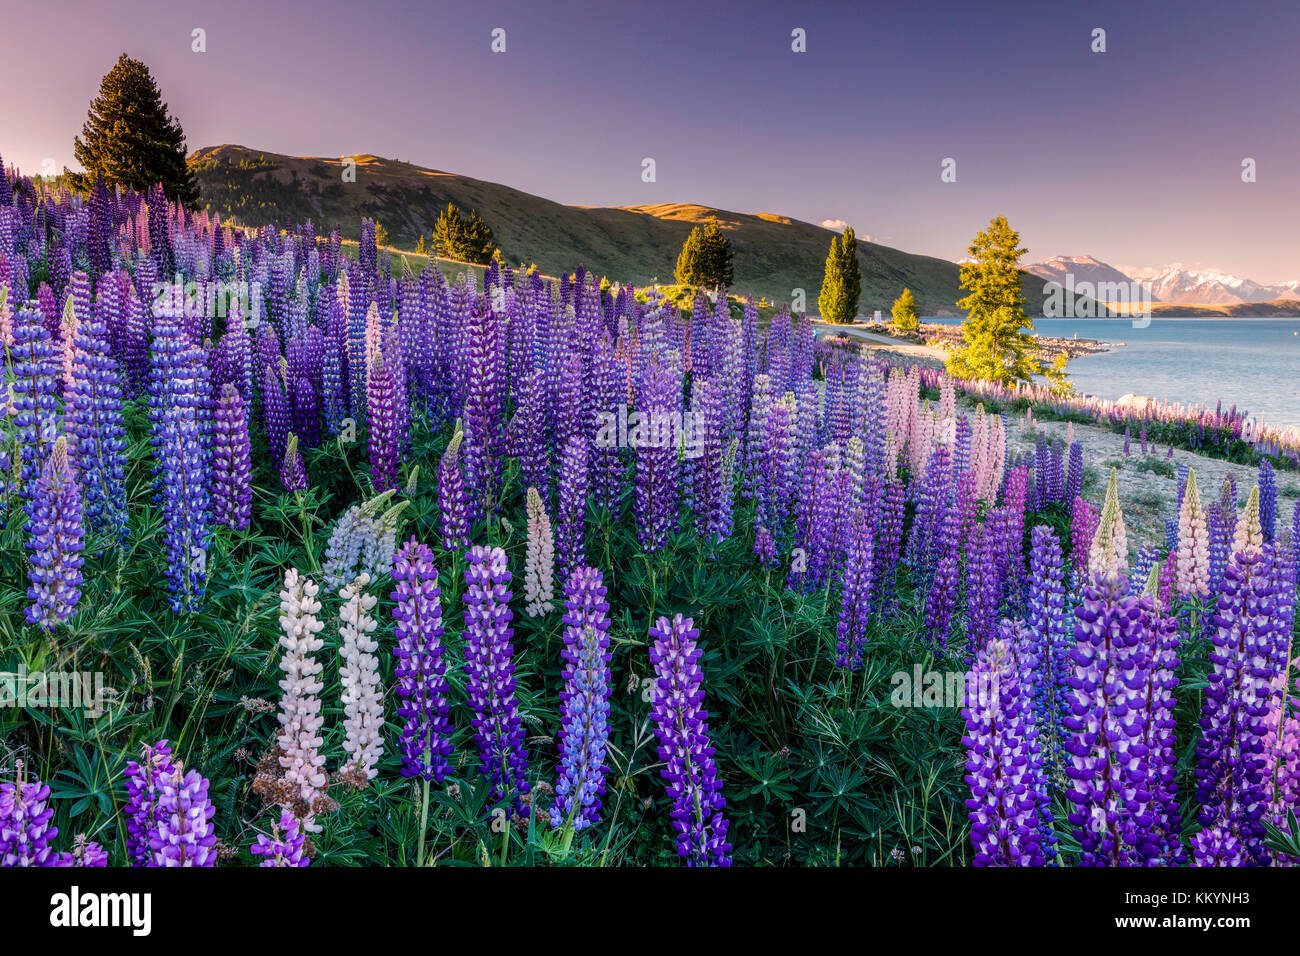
1124 265 1300 305
1025 256 1150 301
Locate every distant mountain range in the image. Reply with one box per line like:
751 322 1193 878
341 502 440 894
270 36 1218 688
188 144 1085 317
1027 255 1300 307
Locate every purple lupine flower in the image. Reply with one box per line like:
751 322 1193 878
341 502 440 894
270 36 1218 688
463 545 529 811
1258 460 1277 543
1193 536 1291 866
0 772 58 866
461 300 504 515
635 357 682 552
11 305 61 497
1140 572 1185 864
367 352 399 492
149 766 217 867
835 508 875 670
647 614 732 867
211 383 252 530
437 429 471 551
1065 573 1160 866
964 521 1003 654
551 566 613 831
250 811 310 867
515 367 550 501
24 436 85 630
280 433 309 492
65 288 128 540
752 522 777 568
923 509 961 651
1069 496 1099 577
262 363 290 466
51 835 109 867
150 313 211 612
874 478 906 608
555 435 589 581
391 538 453 782
124 740 176 866
1065 441 1083 505
962 629 1052 866
1024 525 1072 761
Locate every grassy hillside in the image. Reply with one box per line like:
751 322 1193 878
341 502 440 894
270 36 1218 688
189 145 1076 317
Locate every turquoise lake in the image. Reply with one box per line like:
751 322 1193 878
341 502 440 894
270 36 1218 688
925 317 1300 430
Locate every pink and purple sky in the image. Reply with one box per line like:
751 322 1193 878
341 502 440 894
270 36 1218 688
4 0 1298 282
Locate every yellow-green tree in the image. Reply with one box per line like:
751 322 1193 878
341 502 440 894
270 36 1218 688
817 227 860 323
674 220 733 291
891 287 919 330
946 216 1039 385
1044 351 1073 396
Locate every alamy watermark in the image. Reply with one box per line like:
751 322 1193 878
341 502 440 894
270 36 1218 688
594 404 704 459
890 664 999 711
1 665 107 718
1041 273 1153 328
151 275 263 324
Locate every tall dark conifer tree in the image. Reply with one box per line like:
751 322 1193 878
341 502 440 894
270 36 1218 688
73 54 199 208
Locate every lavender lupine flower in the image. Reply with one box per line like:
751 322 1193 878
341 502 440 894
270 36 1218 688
1066 498 1162 866
211 384 252 530
367 353 400 492
24 436 85 630
635 358 682 552
462 300 505 515
923 509 961 651
339 573 384 782
964 521 1003 654
11 305 60 496
1193 491 1290 866
150 766 217 867
1140 568 1185 864
250 811 310 867
124 741 177 865
874 479 906 608
391 539 453 783
647 614 732 867
437 428 471 551
463 545 530 811
835 508 876 670
0 771 57 866
1065 441 1083 504
556 435 589 581
962 629 1053 866
65 288 128 540
1024 525 1072 763
752 522 777 568
262 363 290 466
523 486 555 617
515 368 550 500
150 316 211 613
280 432 309 491
51 835 108 867
551 566 613 831
276 570 327 831
1258 460 1277 543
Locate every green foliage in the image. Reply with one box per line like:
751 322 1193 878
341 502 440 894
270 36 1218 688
431 203 497 264
946 216 1039 386
891 287 919 331
72 54 199 207
673 220 734 291
1043 351 1073 397
817 227 861 323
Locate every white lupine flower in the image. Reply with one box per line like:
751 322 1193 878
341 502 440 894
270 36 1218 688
524 486 555 617
339 573 384 780
276 568 327 832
